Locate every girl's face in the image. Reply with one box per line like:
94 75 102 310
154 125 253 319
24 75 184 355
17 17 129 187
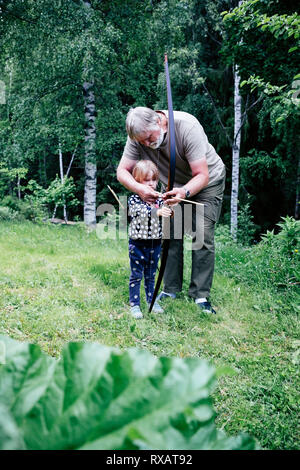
140 173 158 190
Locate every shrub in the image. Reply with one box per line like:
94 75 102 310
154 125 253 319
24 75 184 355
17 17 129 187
215 224 234 247
276 216 300 255
256 216 300 290
0 195 48 222
217 218 300 297
0 195 22 212
237 202 257 246
0 206 19 221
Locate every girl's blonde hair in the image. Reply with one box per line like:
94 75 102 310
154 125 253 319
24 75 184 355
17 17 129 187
132 160 159 183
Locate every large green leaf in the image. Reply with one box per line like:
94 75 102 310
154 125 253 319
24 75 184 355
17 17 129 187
0 336 258 450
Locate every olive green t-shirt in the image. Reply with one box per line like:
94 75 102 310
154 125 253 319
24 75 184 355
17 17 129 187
122 110 225 189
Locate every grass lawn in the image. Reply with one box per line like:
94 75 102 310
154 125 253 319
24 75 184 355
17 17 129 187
0 221 299 449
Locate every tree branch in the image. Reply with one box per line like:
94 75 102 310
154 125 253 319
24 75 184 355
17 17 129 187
235 93 264 142
66 143 79 178
36 81 80 101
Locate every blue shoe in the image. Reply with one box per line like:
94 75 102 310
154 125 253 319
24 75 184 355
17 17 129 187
157 291 176 301
148 301 164 314
195 300 216 314
130 305 143 319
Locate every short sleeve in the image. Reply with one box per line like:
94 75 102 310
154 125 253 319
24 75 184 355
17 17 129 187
183 123 209 162
122 136 140 161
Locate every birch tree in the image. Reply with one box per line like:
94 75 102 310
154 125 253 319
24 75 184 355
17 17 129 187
230 63 242 240
82 0 97 226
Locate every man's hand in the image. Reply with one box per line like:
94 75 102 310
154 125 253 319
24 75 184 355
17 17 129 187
162 187 186 206
137 184 160 204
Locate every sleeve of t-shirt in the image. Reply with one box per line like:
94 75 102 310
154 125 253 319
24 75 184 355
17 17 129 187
122 136 140 161
183 122 209 163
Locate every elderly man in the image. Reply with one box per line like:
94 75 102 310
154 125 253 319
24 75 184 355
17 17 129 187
117 107 225 314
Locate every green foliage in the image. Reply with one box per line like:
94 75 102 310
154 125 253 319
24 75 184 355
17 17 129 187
16 199 47 222
268 215 300 255
216 202 257 246
0 206 19 221
219 216 300 292
221 2 299 110
46 176 79 210
0 164 28 199
240 74 300 123
240 75 287 96
0 195 47 222
0 195 22 212
215 224 233 247
221 0 300 229
0 0 299 234
0 335 257 450
0 173 79 222
24 176 78 216
237 202 257 246
222 0 300 39
240 149 283 181
152 0 232 153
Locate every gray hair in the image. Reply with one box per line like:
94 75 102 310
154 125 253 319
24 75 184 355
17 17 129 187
126 107 160 140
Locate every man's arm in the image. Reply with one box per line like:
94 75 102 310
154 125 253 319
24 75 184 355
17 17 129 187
163 157 209 205
117 156 139 192
117 156 159 203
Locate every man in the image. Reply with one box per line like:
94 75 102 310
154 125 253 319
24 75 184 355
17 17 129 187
117 106 225 314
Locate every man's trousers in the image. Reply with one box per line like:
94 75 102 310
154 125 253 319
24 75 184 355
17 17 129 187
162 175 225 299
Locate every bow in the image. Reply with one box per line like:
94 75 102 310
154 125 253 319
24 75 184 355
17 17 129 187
149 54 176 312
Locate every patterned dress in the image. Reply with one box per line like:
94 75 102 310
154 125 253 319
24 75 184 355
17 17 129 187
128 195 164 307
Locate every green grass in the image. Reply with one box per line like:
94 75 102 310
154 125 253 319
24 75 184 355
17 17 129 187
0 221 299 449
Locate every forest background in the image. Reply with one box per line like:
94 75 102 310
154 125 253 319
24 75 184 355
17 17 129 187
0 0 299 238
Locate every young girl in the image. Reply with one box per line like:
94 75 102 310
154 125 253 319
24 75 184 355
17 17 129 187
128 160 172 319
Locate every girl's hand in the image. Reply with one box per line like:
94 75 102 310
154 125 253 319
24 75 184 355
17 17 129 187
157 206 173 218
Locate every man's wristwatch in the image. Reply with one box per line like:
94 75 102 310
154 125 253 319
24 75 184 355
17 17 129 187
183 187 191 199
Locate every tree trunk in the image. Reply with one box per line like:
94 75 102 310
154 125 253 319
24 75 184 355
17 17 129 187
53 143 77 220
230 63 242 241
17 175 21 200
82 0 97 226
58 141 67 223
83 79 97 226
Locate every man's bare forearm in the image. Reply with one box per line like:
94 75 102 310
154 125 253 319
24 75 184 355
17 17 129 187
117 167 159 203
183 172 209 197
163 171 209 205
117 168 141 193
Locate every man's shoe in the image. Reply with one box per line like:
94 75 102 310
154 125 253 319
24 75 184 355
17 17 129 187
130 305 143 319
148 301 164 314
195 300 216 314
157 291 176 301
